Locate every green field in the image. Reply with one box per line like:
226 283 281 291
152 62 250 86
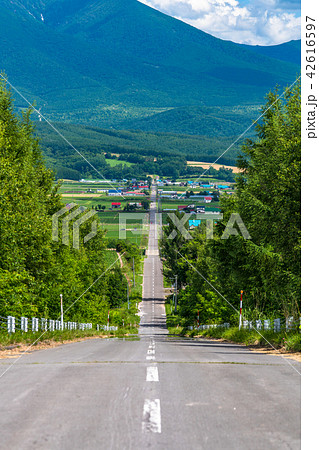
58 181 150 247
58 181 125 193
104 158 134 167
160 200 220 210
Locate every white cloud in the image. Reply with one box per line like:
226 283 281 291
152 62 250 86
138 0 301 45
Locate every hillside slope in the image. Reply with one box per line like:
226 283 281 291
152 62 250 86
1 0 300 135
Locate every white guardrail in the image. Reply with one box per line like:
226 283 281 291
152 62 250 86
188 317 300 332
1 316 118 333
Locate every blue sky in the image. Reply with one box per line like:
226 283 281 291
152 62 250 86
138 0 301 46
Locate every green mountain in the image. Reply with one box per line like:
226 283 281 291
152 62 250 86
120 105 261 137
1 0 300 136
248 40 301 66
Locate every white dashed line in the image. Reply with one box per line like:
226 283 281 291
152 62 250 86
142 399 161 433
146 366 159 382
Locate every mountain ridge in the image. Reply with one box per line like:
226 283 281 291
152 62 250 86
1 0 300 136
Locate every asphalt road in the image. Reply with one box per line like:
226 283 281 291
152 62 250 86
0 185 301 449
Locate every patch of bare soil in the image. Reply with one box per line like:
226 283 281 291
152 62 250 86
187 161 242 173
247 346 301 362
191 336 301 362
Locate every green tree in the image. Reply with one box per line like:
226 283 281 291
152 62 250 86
213 81 301 317
0 79 128 320
160 81 301 323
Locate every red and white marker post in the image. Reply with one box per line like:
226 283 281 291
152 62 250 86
197 310 200 329
239 290 243 330
60 293 63 331
107 310 110 330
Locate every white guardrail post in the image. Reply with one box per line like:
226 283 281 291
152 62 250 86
4 316 114 335
41 318 47 331
32 317 39 332
49 319 54 331
186 317 300 333
21 317 28 333
7 316 15 333
274 318 281 332
286 316 294 331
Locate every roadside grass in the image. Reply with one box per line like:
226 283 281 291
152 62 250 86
195 327 301 352
185 327 301 352
121 253 145 298
164 303 301 352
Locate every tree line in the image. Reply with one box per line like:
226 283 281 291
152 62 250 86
0 81 140 325
160 82 301 325
36 121 241 180
53 152 236 181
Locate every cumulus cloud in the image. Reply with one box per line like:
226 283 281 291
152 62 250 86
138 0 301 45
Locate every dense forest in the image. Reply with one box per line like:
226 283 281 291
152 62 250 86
0 81 139 324
34 121 242 180
160 82 301 324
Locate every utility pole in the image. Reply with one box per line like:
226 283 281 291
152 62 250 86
60 293 63 331
127 280 130 310
133 257 135 287
239 290 243 330
174 275 178 313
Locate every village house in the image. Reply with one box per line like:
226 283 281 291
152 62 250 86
108 189 122 196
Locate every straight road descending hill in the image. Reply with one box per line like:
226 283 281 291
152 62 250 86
138 183 167 337
0 185 300 449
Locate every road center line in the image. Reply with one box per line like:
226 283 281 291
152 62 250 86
146 366 159 382
142 399 161 433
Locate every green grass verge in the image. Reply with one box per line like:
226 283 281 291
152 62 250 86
164 301 301 353
186 327 301 352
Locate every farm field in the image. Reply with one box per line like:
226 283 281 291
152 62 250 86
61 193 102 198
176 176 235 185
56 179 229 244
57 180 125 194
58 181 150 247
159 197 220 209
104 158 134 167
159 184 233 193
187 161 242 173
